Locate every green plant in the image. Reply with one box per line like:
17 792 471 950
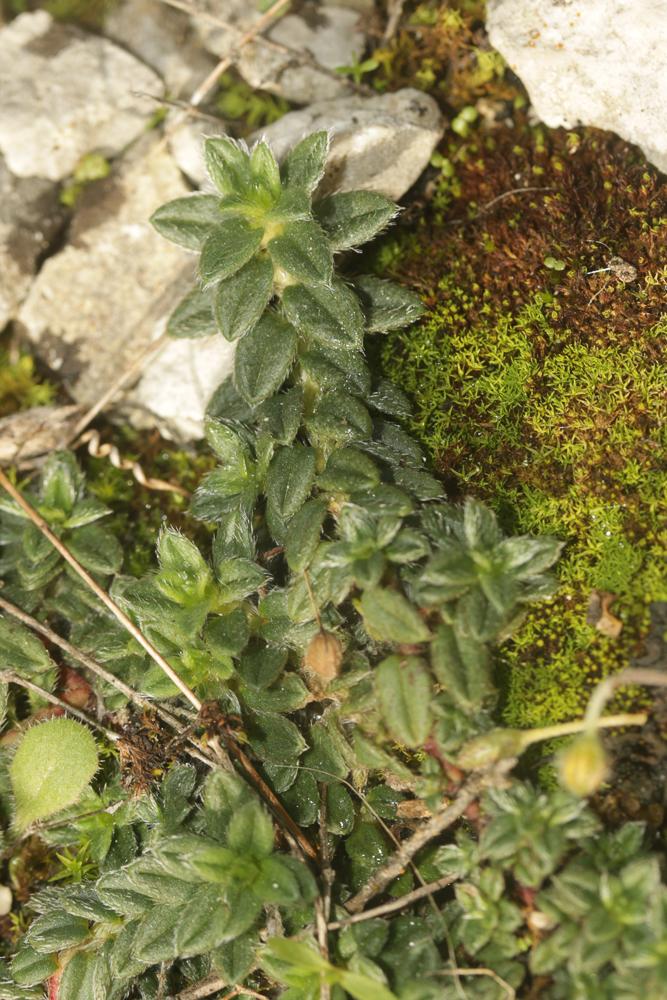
0 131 663 1000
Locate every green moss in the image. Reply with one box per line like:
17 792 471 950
0 351 56 418
378 124 666 730
82 427 216 578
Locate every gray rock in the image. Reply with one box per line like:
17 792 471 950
487 0 667 173
0 156 66 329
193 0 360 103
105 0 216 98
0 405 82 465
255 88 445 200
0 11 164 181
172 89 444 200
18 139 234 441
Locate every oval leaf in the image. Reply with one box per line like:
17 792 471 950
359 587 431 645
214 254 274 341
150 194 221 251
234 313 297 405
376 655 433 747
316 191 397 251
199 218 263 287
10 718 98 830
268 221 332 286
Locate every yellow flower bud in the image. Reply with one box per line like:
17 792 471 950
557 733 608 797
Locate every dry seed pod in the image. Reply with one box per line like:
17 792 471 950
303 631 343 688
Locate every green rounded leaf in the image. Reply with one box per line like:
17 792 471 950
10 718 99 830
199 218 264 287
204 136 252 197
150 194 221 251
214 254 274 341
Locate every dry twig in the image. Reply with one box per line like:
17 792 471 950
345 761 515 914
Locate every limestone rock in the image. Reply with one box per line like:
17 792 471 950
487 0 667 173
194 0 361 103
0 156 65 329
254 88 445 200
0 405 82 465
172 89 444 199
17 139 234 441
105 0 216 98
0 11 163 181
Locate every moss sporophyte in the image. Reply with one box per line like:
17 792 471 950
0 131 664 1000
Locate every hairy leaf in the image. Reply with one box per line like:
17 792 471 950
11 719 98 830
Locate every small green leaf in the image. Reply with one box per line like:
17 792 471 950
204 136 252 197
258 385 304 445
266 442 316 523
215 557 267 603
285 498 328 572
268 221 332 286
237 645 288 688
282 280 364 350
376 655 433 747
228 801 275 858
10 719 99 830
0 617 55 681
235 312 297 404
214 254 274 341
315 191 397 251
353 275 424 332
430 623 493 711
150 194 221 250
132 903 182 964
26 911 90 954
40 451 82 515
211 929 258 984
58 950 110 1000
250 140 281 199
10 944 58 987
167 285 217 339
318 448 380 494
360 588 431 644
67 525 122 575
280 131 329 192
199 218 263 287
300 343 371 395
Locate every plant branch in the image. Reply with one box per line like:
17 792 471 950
344 760 514 914
177 978 267 999
329 872 458 929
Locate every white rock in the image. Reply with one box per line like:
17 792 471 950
171 89 444 200
254 89 445 200
194 0 360 103
0 11 163 181
18 139 233 441
267 4 365 73
105 0 216 98
0 156 65 328
0 886 12 917
487 0 667 173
